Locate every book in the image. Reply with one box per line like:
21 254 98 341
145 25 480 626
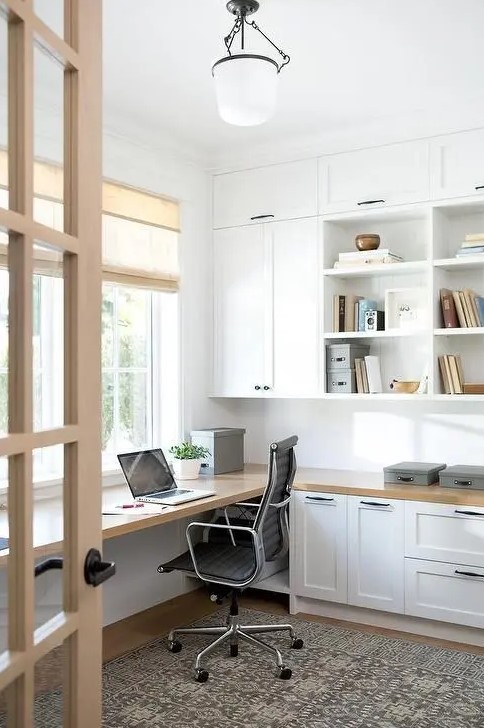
466 288 481 327
440 288 458 328
452 290 467 328
455 355 465 389
463 289 479 327
459 291 473 327
448 355 463 394
361 358 369 393
463 383 484 394
461 240 484 248
475 296 484 326
339 248 393 259
456 246 484 255
358 299 378 331
443 355 455 394
438 356 451 394
333 255 403 268
465 233 484 242
364 355 383 393
355 358 364 393
332 294 346 332
344 295 362 332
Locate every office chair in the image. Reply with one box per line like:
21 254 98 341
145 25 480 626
157 435 303 683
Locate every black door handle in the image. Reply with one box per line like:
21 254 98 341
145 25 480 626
455 570 484 579
475 185 484 190
250 214 274 220
84 548 116 587
360 500 391 507
454 509 484 517
35 557 63 577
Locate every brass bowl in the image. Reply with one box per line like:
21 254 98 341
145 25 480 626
390 380 420 394
355 233 380 251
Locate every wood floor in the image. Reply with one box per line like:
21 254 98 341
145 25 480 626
102 587 484 662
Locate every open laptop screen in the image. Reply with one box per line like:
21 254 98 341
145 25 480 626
117 449 175 497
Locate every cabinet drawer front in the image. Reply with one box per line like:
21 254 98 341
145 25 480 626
405 501 484 567
213 159 318 229
291 491 347 602
405 558 484 629
318 140 429 214
348 496 405 613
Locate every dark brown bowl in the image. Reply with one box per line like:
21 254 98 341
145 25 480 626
355 233 380 251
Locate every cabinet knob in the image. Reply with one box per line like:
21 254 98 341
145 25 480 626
263 385 270 391
254 385 261 390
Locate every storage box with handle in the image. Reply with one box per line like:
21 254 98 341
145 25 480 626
384 461 447 486
326 343 370 371
439 465 484 491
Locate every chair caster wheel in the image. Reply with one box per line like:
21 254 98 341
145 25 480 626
291 637 304 649
195 669 209 683
230 644 238 657
168 640 182 653
278 666 292 680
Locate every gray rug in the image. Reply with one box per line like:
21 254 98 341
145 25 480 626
37 607 484 727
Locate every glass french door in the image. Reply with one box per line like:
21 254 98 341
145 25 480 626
0 1 104 725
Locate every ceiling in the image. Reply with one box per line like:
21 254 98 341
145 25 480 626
102 0 484 162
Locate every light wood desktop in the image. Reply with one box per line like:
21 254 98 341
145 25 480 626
1 464 483 566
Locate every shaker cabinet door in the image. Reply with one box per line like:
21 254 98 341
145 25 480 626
430 128 484 200
213 159 318 229
347 496 405 613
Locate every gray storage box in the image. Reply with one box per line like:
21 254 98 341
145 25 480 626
326 343 370 371
439 465 484 490
190 428 245 475
327 369 356 394
384 461 447 485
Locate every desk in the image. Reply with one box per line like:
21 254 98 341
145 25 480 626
0 472 266 566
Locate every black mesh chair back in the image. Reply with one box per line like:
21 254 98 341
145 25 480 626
254 435 298 562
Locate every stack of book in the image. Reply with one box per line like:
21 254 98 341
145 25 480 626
456 233 484 257
438 354 464 394
440 288 484 328
333 295 382 332
355 355 383 393
333 249 404 268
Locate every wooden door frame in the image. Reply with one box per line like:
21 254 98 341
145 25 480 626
0 1 103 725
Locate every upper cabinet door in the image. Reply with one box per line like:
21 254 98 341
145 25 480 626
318 140 430 214
271 218 321 397
430 129 484 200
212 226 270 397
213 159 318 229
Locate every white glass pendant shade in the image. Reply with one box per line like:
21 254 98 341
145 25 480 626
212 54 278 126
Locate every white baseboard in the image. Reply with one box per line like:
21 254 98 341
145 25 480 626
290 595 484 647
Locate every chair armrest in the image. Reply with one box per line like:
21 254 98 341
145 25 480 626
186 521 264 588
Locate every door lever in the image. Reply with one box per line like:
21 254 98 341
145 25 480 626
34 557 63 577
84 548 116 587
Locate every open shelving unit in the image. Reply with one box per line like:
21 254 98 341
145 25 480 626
321 199 484 399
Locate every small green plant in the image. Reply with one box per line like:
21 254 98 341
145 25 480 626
169 442 210 460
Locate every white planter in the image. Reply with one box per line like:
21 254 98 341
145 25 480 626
172 459 201 480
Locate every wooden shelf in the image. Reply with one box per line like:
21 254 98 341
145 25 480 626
323 393 430 401
432 394 484 402
323 261 428 278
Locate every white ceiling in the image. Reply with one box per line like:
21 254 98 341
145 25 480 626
102 0 484 162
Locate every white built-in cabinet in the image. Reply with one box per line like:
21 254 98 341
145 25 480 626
291 493 484 630
430 128 484 200
291 491 347 602
212 217 320 397
318 140 430 214
212 127 484 402
213 159 318 229
347 496 405 613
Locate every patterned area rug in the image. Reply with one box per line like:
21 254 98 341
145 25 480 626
35 607 484 727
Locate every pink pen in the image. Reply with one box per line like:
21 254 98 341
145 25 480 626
117 503 144 509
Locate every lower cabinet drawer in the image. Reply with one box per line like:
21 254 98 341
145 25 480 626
405 558 484 629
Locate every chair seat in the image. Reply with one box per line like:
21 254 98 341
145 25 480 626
160 542 257 583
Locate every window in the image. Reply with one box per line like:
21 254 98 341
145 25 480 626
0 179 180 486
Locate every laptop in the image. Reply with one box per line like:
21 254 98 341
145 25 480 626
117 448 214 505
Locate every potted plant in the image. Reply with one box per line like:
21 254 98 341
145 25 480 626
168 442 211 480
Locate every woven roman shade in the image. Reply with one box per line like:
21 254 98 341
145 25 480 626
0 150 180 290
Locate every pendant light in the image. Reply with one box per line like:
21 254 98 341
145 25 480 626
212 0 290 127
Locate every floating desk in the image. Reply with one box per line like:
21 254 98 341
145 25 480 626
1 464 483 567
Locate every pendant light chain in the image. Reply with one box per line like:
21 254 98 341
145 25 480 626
223 13 290 71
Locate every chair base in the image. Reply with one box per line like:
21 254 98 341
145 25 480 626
167 611 303 682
